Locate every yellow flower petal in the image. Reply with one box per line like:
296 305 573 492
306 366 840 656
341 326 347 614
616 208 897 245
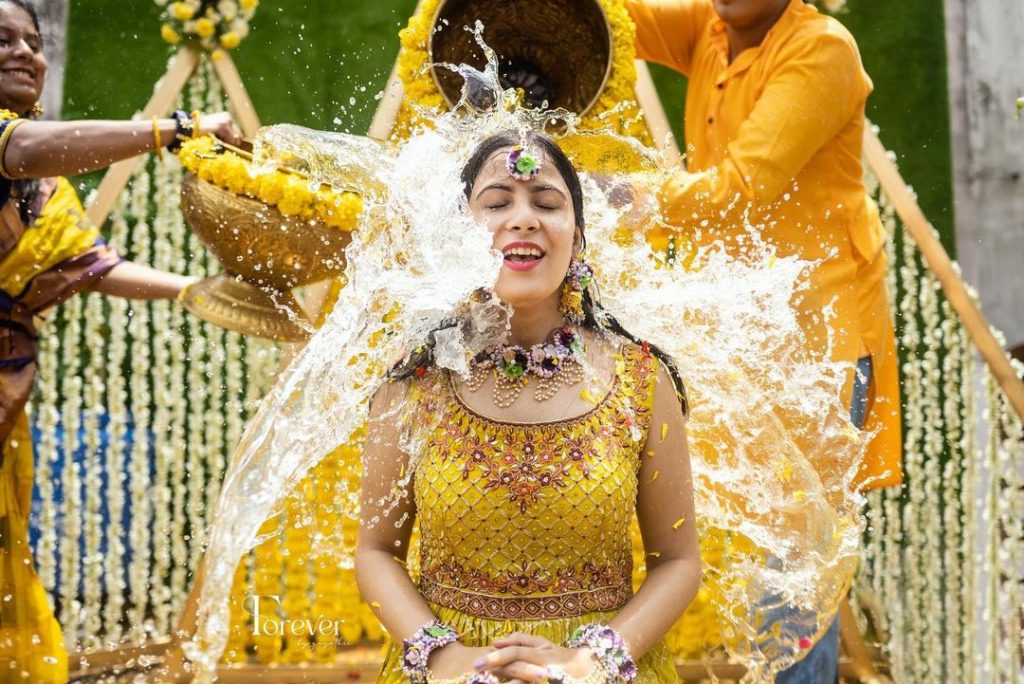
195 17 216 38
219 30 241 49
672 517 686 530
169 2 195 20
160 23 180 44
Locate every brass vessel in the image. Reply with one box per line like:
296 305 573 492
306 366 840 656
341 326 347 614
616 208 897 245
429 0 613 115
179 174 351 341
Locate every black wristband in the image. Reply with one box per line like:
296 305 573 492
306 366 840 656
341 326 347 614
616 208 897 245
167 109 193 153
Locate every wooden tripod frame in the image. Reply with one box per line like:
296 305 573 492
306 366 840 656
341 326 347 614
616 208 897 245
84 45 261 229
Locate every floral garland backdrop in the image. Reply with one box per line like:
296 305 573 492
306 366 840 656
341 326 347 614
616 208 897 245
854 158 1024 682
156 0 259 52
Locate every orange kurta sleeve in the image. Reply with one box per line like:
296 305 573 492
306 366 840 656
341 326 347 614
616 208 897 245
624 0 714 75
658 32 870 227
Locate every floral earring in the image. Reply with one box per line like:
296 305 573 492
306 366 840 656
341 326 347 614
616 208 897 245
560 256 594 325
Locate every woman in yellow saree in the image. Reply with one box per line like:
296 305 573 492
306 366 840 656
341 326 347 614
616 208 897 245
0 1 241 679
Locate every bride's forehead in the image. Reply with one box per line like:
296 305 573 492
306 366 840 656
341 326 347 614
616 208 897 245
476 150 564 186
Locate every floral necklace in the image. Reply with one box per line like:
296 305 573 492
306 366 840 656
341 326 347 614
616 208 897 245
466 326 586 408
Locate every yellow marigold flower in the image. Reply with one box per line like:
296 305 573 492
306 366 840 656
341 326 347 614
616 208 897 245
194 17 216 38
225 170 248 196
169 1 194 20
219 30 241 49
278 194 305 218
257 174 284 206
160 23 180 44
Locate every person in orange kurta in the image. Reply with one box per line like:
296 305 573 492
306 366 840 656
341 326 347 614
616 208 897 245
625 0 902 680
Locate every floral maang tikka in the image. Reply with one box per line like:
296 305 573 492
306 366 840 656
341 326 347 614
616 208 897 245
506 144 542 181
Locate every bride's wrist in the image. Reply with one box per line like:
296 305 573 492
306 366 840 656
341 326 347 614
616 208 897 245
426 641 464 670
402 620 460 683
567 647 597 678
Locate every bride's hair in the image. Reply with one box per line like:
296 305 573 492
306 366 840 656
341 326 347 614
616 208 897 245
391 130 687 415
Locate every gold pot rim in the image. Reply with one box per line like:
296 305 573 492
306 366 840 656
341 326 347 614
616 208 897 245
427 0 614 118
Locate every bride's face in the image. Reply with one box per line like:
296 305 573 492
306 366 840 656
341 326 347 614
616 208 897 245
468 149 578 311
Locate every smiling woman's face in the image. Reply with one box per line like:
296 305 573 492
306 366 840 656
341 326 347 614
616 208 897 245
468 148 579 312
0 2 45 114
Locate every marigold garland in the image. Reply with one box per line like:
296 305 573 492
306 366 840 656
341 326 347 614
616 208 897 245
177 136 363 231
156 0 258 52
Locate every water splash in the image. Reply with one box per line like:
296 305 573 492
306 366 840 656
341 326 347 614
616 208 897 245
184 30 866 682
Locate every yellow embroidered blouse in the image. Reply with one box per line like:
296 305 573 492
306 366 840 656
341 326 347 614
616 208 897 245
377 343 678 683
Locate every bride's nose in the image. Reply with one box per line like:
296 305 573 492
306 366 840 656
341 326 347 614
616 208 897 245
507 202 539 233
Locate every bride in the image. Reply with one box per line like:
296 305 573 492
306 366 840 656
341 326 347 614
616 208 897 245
355 130 700 684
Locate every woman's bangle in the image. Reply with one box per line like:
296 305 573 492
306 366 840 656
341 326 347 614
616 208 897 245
190 109 202 138
0 117 27 180
402 620 460 684
151 116 164 160
167 109 193 153
566 624 637 684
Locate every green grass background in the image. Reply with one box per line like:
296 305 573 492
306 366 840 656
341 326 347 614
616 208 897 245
62 0 953 250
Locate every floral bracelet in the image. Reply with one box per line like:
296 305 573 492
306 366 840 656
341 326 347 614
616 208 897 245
402 620 460 684
566 624 638 684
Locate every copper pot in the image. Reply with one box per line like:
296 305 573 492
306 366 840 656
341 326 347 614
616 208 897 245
429 0 613 115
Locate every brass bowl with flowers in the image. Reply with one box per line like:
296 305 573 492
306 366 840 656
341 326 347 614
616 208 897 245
177 136 362 341
429 0 612 115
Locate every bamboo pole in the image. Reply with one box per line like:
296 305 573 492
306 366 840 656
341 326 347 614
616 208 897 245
368 58 405 141
839 597 890 683
633 60 682 166
211 50 262 137
84 46 201 227
863 125 1024 421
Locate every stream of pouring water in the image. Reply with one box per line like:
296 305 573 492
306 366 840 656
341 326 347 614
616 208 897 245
185 27 865 681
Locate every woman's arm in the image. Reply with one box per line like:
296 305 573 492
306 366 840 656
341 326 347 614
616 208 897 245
89 260 198 300
355 380 493 679
1 112 242 179
607 363 701 656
